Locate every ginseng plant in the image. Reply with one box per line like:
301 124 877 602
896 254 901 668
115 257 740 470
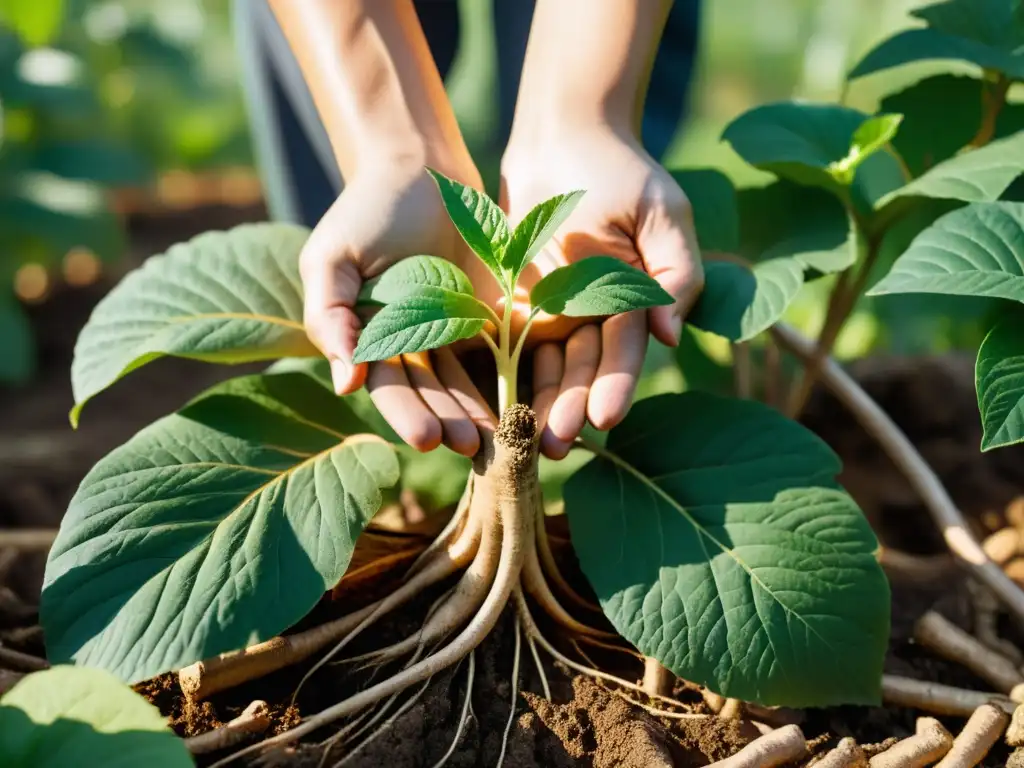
40 170 889 761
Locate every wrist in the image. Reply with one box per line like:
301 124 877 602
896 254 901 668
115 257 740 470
503 119 636 173
351 129 480 186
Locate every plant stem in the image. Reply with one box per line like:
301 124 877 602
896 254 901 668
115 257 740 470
497 289 516 414
787 216 876 418
969 73 1010 148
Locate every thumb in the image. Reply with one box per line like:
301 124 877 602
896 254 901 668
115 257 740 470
637 199 704 347
300 247 368 395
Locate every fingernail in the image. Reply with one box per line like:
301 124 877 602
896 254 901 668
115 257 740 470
670 314 683 345
330 357 350 393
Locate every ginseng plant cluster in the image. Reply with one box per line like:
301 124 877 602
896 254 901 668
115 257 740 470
38 165 889 761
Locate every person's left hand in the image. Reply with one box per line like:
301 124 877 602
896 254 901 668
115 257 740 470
500 126 704 459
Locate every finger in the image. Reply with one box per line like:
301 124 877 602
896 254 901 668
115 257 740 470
637 199 704 348
367 357 442 452
532 342 566 460
588 310 647 431
301 249 367 394
403 352 480 458
434 347 497 430
546 324 601 449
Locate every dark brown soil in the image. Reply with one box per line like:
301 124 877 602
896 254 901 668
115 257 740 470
4 202 1024 766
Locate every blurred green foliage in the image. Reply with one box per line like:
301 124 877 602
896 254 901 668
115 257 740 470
0 0 253 384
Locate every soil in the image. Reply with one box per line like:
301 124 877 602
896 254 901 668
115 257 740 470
4 200 1024 765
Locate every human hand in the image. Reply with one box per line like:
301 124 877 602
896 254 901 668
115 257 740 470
501 128 703 459
300 159 501 457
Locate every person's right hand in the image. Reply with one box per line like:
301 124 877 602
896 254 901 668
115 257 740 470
300 159 501 457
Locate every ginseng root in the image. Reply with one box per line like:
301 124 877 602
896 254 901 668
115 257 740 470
210 406 540 767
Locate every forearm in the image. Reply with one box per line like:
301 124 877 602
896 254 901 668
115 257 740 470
510 0 673 141
267 0 472 178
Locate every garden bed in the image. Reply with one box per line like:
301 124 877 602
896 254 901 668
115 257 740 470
3 199 1024 765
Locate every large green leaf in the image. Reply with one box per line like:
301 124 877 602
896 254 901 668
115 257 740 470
688 258 805 341
915 0 1024 50
670 169 739 253
722 102 904 208
265 358 471 511
0 295 34 385
870 202 1024 302
70 223 318 426
359 255 475 305
427 169 509 281
880 75 984 176
503 191 584 281
976 304 1024 451
564 393 888 706
529 256 673 317
0 0 64 46
877 132 1024 216
352 291 491 363
41 370 399 683
737 180 849 273
848 29 1024 80
0 666 193 768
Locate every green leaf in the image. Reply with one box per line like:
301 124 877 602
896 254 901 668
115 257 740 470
352 291 491 364
529 256 673 317
829 114 903 183
848 29 1024 80
880 75 984 176
0 296 34 385
0 666 193 768
427 169 509 281
670 169 739 253
722 102 905 208
977 304 1024 450
870 202 1024 301
70 223 319 426
676 326 733 396
877 132 1024 215
737 180 849 272
359 255 475 305
503 191 584 281
264 358 471 512
688 257 805 341
41 370 399 683
914 0 1024 51
564 392 889 707
766 232 855 276
0 0 64 46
